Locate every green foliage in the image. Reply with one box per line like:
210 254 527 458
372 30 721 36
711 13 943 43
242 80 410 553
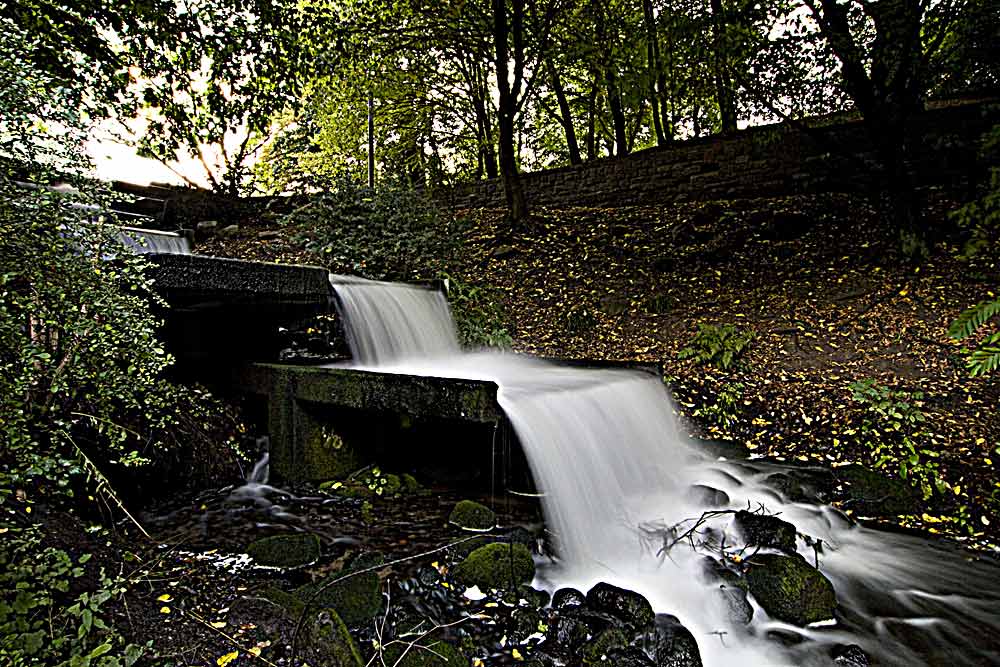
283 180 455 281
951 124 1000 260
0 526 146 666
848 380 949 500
694 381 745 431
678 323 754 370
948 298 1000 376
440 273 513 350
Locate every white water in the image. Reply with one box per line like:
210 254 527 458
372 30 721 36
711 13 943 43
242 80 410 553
329 276 1000 666
118 226 192 255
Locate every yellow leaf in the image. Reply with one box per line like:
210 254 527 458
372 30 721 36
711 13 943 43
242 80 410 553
160 606 171 614
157 594 172 602
248 647 262 657
512 648 524 661
211 621 227 629
217 651 239 667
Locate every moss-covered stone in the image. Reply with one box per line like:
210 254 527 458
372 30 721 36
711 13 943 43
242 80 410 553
448 500 496 531
585 582 655 632
302 425 360 481
401 473 422 493
383 641 466 666
246 533 320 567
836 464 920 516
580 629 629 665
454 542 535 590
295 557 383 627
746 554 836 626
303 609 364 667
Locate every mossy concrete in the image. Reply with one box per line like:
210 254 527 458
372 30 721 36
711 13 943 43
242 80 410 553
234 363 502 482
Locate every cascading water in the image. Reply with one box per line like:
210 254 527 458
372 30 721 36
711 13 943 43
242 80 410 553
329 275 1000 666
118 226 192 255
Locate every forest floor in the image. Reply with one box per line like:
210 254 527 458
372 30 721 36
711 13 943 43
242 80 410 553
199 191 1000 548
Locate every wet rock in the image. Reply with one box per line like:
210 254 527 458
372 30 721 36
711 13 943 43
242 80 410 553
607 646 657 666
831 643 869 666
552 587 586 610
586 583 655 633
745 554 836 626
517 585 551 609
715 583 753 624
245 532 320 567
401 473 422 494
580 628 629 665
196 220 217 234
296 554 383 626
453 542 534 590
733 510 797 553
305 609 365 666
653 614 703 666
836 464 920 516
509 607 544 643
218 223 240 237
551 611 593 652
448 499 496 531
689 484 730 507
257 229 282 240
451 526 535 558
383 641 466 666
764 468 835 503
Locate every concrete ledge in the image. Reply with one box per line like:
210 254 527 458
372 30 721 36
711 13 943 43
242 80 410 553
234 363 502 481
146 253 331 310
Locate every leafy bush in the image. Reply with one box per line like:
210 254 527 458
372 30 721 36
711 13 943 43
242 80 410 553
440 273 513 349
848 379 949 500
694 381 745 432
950 124 1000 260
948 297 1000 377
283 179 458 281
0 526 145 666
678 323 754 370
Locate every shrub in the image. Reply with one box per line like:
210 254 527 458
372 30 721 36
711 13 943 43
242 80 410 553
440 273 513 349
282 179 458 281
678 323 754 370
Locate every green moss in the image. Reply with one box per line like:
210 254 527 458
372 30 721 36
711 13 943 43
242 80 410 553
246 533 320 567
295 562 382 627
746 554 836 626
304 609 364 667
448 500 496 531
453 542 534 590
401 473 422 493
581 629 628 665
260 586 306 617
383 641 465 666
302 425 359 481
383 473 402 496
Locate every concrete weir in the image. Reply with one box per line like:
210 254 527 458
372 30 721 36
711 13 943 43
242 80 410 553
146 253 332 370
233 363 504 483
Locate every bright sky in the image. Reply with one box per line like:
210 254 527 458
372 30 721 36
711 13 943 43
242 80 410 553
87 136 190 187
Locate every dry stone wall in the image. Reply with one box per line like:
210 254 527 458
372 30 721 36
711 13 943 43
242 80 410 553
435 100 1000 209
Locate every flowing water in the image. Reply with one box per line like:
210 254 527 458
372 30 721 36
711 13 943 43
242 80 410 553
118 226 192 255
330 276 1000 666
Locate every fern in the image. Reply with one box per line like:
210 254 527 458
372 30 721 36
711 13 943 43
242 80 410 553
948 298 1000 340
679 323 754 370
969 332 1000 377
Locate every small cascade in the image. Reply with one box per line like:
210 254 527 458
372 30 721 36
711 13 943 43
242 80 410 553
118 226 192 255
330 274 459 364
326 277 1000 666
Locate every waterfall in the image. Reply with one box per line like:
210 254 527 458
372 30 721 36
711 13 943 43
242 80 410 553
329 277 1000 666
118 226 192 255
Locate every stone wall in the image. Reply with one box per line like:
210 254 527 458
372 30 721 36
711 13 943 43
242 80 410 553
435 100 1000 209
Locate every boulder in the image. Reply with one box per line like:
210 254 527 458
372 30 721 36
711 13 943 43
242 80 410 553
296 554 383 626
552 587 586 610
745 554 836 626
585 582 655 633
715 583 753 625
733 510 797 553
448 500 496 531
836 464 920 516
607 646 657 666
218 223 240 237
580 629 629 665
653 614 703 667
245 532 320 567
453 542 534 590
831 644 869 666
305 610 365 667
689 484 730 508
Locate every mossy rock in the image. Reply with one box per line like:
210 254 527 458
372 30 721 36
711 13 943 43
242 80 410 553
246 533 320 567
453 542 534 590
295 556 383 627
585 582 655 632
836 464 920 516
449 500 496 531
383 641 465 666
746 554 836 626
580 629 629 665
401 473 422 493
303 609 364 667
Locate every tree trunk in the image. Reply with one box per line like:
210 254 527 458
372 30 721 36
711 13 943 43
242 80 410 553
607 78 628 156
367 90 375 188
493 0 528 221
549 62 582 165
710 0 738 133
642 0 667 145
